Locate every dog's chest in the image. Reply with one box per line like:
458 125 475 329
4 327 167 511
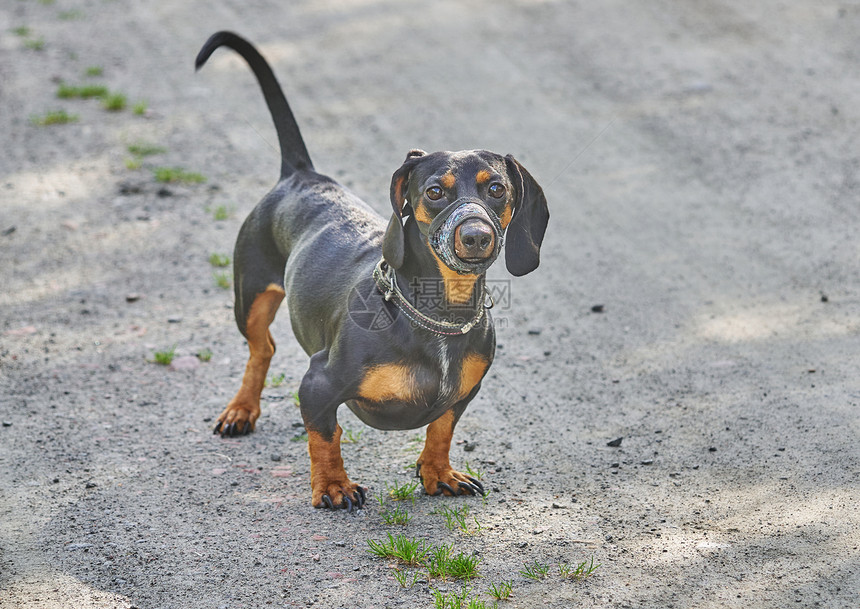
357 340 488 409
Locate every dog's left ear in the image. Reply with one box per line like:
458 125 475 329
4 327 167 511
504 155 549 276
383 150 426 269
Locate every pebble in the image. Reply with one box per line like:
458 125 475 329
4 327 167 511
527 328 542 335
591 304 605 313
271 454 282 462
125 293 141 303
607 437 623 447
169 355 200 371
2 421 11 427
463 442 477 452
641 459 654 465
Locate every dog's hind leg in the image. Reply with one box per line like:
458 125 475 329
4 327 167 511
214 221 286 437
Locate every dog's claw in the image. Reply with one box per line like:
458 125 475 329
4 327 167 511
466 476 485 495
213 421 223 434
242 421 251 435
438 482 457 496
322 495 335 510
343 495 354 513
458 481 477 496
415 464 422 478
353 487 366 508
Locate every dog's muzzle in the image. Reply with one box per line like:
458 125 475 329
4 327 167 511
421 198 504 275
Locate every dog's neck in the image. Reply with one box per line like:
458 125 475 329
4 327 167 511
396 219 485 317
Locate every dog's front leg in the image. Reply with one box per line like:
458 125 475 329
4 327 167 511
299 352 366 511
416 403 485 498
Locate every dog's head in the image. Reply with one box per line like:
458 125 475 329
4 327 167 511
382 149 549 276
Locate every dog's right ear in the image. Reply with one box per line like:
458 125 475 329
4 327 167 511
383 150 426 269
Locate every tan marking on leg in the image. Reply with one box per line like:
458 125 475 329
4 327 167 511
417 410 479 496
440 172 456 189
217 284 285 431
476 169 491 185
307 426 360 507
458 353 489 399
358 363 417 402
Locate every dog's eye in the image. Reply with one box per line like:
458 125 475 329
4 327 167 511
426 186 444 201
488 183 506 198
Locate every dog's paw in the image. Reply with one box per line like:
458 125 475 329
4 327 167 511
213 399 260 437
312 479 366 513
416 463 485 497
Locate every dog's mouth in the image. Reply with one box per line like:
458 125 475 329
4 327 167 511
428 199 503 275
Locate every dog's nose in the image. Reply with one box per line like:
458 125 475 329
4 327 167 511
454 219 495 261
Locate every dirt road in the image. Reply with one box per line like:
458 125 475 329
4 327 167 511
1 1 858 607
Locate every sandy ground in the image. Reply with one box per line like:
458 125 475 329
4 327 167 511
1 1 859 607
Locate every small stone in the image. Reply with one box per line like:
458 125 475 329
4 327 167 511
169 355 200 371
85 482 97 489
271 454 282 462
641 459 654 465
2 421 11 427
591 304 605 313
463 442 477 452
527 328 542 335
551 502 567 509
167 316 183 323
607 437 623 447
126 293 141 303
610 462 620 468
708 447 717 452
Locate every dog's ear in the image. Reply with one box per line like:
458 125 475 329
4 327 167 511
503 155 549 276
383 150 426 268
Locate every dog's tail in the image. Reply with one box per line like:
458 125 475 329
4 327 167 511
195 31 313 177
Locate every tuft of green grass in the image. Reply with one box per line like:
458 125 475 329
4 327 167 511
85 66 103 77
13 26 31 37
487 580 513 601
464 461 484 480
519 560 550 581
31 110 78 126
132 100 148 116
265 372 286 388
290 432 308 443
154 167 206 184
387 479 419 503
102 92 127 111
558 556 600 581
380 503 411 526
210 204 232 220
57 83 109 99
128 142 166 157
392 569 419 588
427 543 481 580
196 348 213 363
208 253 231 267
342 427 363 444
440 505 484 535
151 345 176 365
367 533 428 567
125 158 142 170
58 9 84 20
290 391 300 407
213 271 231 290
24 37 46 51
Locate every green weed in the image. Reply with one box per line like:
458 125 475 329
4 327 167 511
290 432 308 443
440 505 484 535
211 204 232 219
387 479 419 502
85 66 103 77
464 461 484 480
366 533 428 567
128 142 166 157
342 427 363 444
102 92 127 111
196 348 213 363
31 110 78 126
24 37 45 51
392 568 419 588
427 543 481 580
213 271 231 289
487 579 513 601
125 158 142 170
265 372 286 388
13 26 31 37
56 83 109 99
154 167 206 184
151 345 176 365
558 556 600 581
519 560 550 581
380 503 411 526
132 100 148 116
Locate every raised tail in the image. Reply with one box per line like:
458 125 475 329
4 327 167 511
195 31 313 177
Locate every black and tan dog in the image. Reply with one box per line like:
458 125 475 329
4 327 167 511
196 32 548 511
